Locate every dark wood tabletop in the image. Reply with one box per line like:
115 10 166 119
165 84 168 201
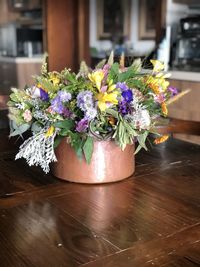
0 129 200 267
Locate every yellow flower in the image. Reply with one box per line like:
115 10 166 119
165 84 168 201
45 126 55 137
95 79 118 111
154 135 169 144
150 60 164 72
161 102 168 116
88 70 104 90
147 73 170 93
96 91 118 111
49 73 60 86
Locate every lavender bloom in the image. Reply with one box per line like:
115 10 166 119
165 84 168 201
85 108 97 120
77 91 93 111
40 88 49 101
51 96 64 114
58 91 72 102
116 82 129 92
168 86 178 96
76 118 88 132
122 89 133 103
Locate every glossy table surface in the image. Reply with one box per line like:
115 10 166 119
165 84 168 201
0 130 200 267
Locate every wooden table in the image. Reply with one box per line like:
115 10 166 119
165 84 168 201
0 130 200 267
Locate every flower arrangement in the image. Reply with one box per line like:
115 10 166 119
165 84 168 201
8 53 178 173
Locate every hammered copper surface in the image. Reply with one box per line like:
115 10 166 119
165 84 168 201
52 139 135 183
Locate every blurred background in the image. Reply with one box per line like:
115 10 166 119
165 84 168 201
0 0 199 144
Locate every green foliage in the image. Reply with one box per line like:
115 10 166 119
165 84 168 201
118 66 137 82
54 119 75 130
83 136 94 164
36 77 59 92
9 123 30 137
108 63 119 83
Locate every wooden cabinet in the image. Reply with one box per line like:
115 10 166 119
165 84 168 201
168 79 200 144
0 0 20 25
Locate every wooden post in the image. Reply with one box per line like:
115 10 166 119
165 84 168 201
45 0 90 72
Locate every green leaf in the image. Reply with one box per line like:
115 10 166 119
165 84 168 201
31 121 42 133
9 123 30 137
54 119 74 130
54 135 64 148
83 136 94 164
137 131 148 151
118 66 136 82
106 109 119 119
134 144 142 155
108 63 119 82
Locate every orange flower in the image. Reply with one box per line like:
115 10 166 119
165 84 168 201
154 135 169 144
108 116 116 126
148 82 160 95
161 102 168 116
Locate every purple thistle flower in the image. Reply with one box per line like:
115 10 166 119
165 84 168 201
76 118 88 132
51 96 64 114
85 108 97 120
77 91 95 118
39 88 49 101
168 86 178 96
116 82 129 92
58 91 72 102
122 89 133 103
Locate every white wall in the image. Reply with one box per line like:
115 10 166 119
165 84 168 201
166 0 188 26
89 0 155 55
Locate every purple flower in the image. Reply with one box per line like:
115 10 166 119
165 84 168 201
51 96 64 114
77 91 93 111
116 82 129 91
76 118 88 132
58 91 71 102
85 108 97 120
122 89 133 103
118 100 131 116
168 86 178 96
39 88 49 101
62 108 73 118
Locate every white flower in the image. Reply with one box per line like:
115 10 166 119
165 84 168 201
31 86 41 98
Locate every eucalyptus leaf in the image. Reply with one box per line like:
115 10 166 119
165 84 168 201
9 123 30 137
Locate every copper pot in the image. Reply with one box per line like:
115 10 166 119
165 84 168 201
52 139 135 184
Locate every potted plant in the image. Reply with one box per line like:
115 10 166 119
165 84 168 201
8 54 178 183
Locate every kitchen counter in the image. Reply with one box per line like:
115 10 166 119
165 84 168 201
0 56 43 64
169 70 200 82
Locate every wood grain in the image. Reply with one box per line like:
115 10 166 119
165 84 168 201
0 130 200 267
